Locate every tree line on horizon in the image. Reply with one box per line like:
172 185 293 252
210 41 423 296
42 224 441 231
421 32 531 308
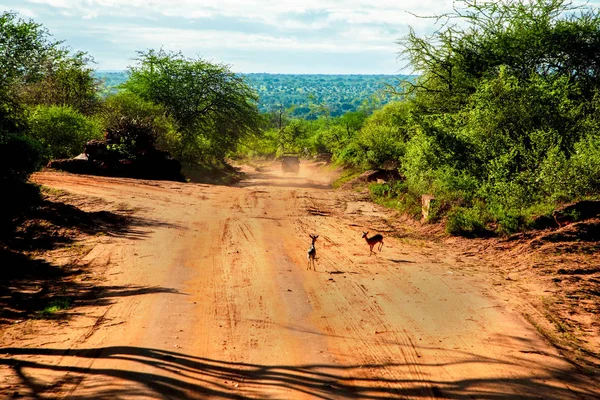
3 0 600 236
96 71 412 118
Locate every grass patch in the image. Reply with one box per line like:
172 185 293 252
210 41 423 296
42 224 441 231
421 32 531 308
37 297 71 317
40 186 69 197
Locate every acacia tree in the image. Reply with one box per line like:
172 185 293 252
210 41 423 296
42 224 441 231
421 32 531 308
20 54 100 115
123 50 262 165
0 11 100 183
391 0 600 234
397 0 600 113
0 11 60 181
0 12 98 117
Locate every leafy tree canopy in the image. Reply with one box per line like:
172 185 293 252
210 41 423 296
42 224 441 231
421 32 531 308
398 0 600 112
0 11 98 121
123 49 262 164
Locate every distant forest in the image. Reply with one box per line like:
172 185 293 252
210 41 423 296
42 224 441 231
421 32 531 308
95 72 413 118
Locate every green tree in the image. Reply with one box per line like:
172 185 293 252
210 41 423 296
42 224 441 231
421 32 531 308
102 92 178 156
20 55 100 115
391 0 600 234
0 11 57 132
397 0 600 113
28 105 102 160
123 49 262 165
0 12 98 117
0 11 89 185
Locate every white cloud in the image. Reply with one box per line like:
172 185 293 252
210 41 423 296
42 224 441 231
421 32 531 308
0 4 38 18
14 0 599 73
91 24 397 54
0 0 463 72
21 0 454 27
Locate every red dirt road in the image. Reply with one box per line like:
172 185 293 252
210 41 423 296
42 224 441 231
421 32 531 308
2 162 598 399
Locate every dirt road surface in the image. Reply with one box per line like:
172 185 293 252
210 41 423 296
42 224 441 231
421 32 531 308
2 162 598 399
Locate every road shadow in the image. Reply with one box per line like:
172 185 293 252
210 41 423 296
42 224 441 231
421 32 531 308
388 259 417 264
0 192 181 325
0 246 181 323
2 195 177 252
0 344 596 399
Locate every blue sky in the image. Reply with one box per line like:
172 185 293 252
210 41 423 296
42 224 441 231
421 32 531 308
1 1 598 74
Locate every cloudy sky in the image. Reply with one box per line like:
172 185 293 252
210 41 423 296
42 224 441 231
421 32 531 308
2 1 598 74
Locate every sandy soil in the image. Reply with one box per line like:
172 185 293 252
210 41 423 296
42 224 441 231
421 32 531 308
1 161 598 399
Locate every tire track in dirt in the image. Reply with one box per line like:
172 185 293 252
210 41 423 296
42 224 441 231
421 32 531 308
285 184 595 398
278 190 434 397
2 167 594 399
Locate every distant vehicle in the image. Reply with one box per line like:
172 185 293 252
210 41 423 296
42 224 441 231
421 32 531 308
281 154 300 174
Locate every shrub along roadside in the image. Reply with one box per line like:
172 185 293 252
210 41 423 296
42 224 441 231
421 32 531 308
28 105 103 161
330 1 600 236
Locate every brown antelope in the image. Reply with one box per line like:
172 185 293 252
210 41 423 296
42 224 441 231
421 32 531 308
307 234 318 270
362 231 383 256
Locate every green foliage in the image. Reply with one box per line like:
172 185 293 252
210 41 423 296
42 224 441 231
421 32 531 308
0 130 43 182
236 128 279 159
398 0 600 113
0 11 54 133
123 49 262 165
555 133 600 199
383 0 600 235
38 297 71 317
446 205 489 236
28 105 102 160
0 84 25 133
0 11 62 84
20 57 100 115
0 11 99 187
1 11 98 114
102 92 176 156
337 102 411 168
250 74 407 117
369 181 422 219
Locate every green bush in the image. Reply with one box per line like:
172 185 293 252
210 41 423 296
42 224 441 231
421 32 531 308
337 102 412 168
565 134 600 197
446 205 489 236
0 131 43 182
369 180 422 219
28 105 102 160
236 128 279 159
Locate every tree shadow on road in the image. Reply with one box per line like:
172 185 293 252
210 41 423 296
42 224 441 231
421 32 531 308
0 246 182 324
0 193 182 324
1 193 178 252
0 344 596 399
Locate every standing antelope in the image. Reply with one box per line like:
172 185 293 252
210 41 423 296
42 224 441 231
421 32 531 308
362 231 384 256
307 234 318 270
